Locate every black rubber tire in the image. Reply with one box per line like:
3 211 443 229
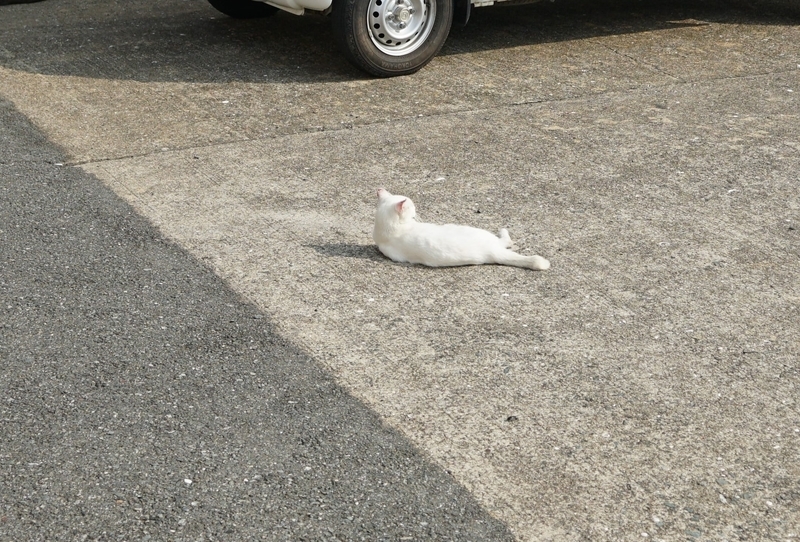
332 0 452 77
207 0 278 18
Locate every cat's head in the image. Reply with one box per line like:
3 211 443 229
376 188 416 224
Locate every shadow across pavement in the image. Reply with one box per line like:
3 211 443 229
0 0 796 83
0 97 513 540
306 243 386 261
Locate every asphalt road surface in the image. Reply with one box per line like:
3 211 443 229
1 0 799 540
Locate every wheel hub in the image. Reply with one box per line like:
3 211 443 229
394 5 411 23
367 0 435 56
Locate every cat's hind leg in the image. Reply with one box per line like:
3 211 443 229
498 228 512 248
492 248 550 270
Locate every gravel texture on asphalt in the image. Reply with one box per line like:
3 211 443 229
0 97 513 541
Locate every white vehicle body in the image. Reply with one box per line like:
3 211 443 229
258 0 506 16
207 0 543 76
261 0 328 16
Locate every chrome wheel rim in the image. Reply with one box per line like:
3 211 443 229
367 0 435 56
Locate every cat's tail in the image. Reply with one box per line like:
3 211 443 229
493 248 551 271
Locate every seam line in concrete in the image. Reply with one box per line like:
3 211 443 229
68 68 799 168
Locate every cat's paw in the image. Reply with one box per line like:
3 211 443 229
530 255 550 271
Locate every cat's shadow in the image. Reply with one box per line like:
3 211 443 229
306 243 387 262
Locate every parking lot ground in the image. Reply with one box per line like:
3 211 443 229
2 0 799 540
0 97 513 541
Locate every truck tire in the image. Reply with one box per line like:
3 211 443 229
333 0 453 77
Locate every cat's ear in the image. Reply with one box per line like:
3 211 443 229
377 188 386 198
395 199 407 214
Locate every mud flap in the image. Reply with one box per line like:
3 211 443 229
453 0 470 26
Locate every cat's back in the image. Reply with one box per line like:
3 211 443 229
411 221 500 245
394 221 503 266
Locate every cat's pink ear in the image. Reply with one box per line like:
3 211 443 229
395 199 407 213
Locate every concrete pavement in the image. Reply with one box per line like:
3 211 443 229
0 97 513 540
2 0 799 540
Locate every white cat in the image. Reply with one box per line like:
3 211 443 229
373 188 550 270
